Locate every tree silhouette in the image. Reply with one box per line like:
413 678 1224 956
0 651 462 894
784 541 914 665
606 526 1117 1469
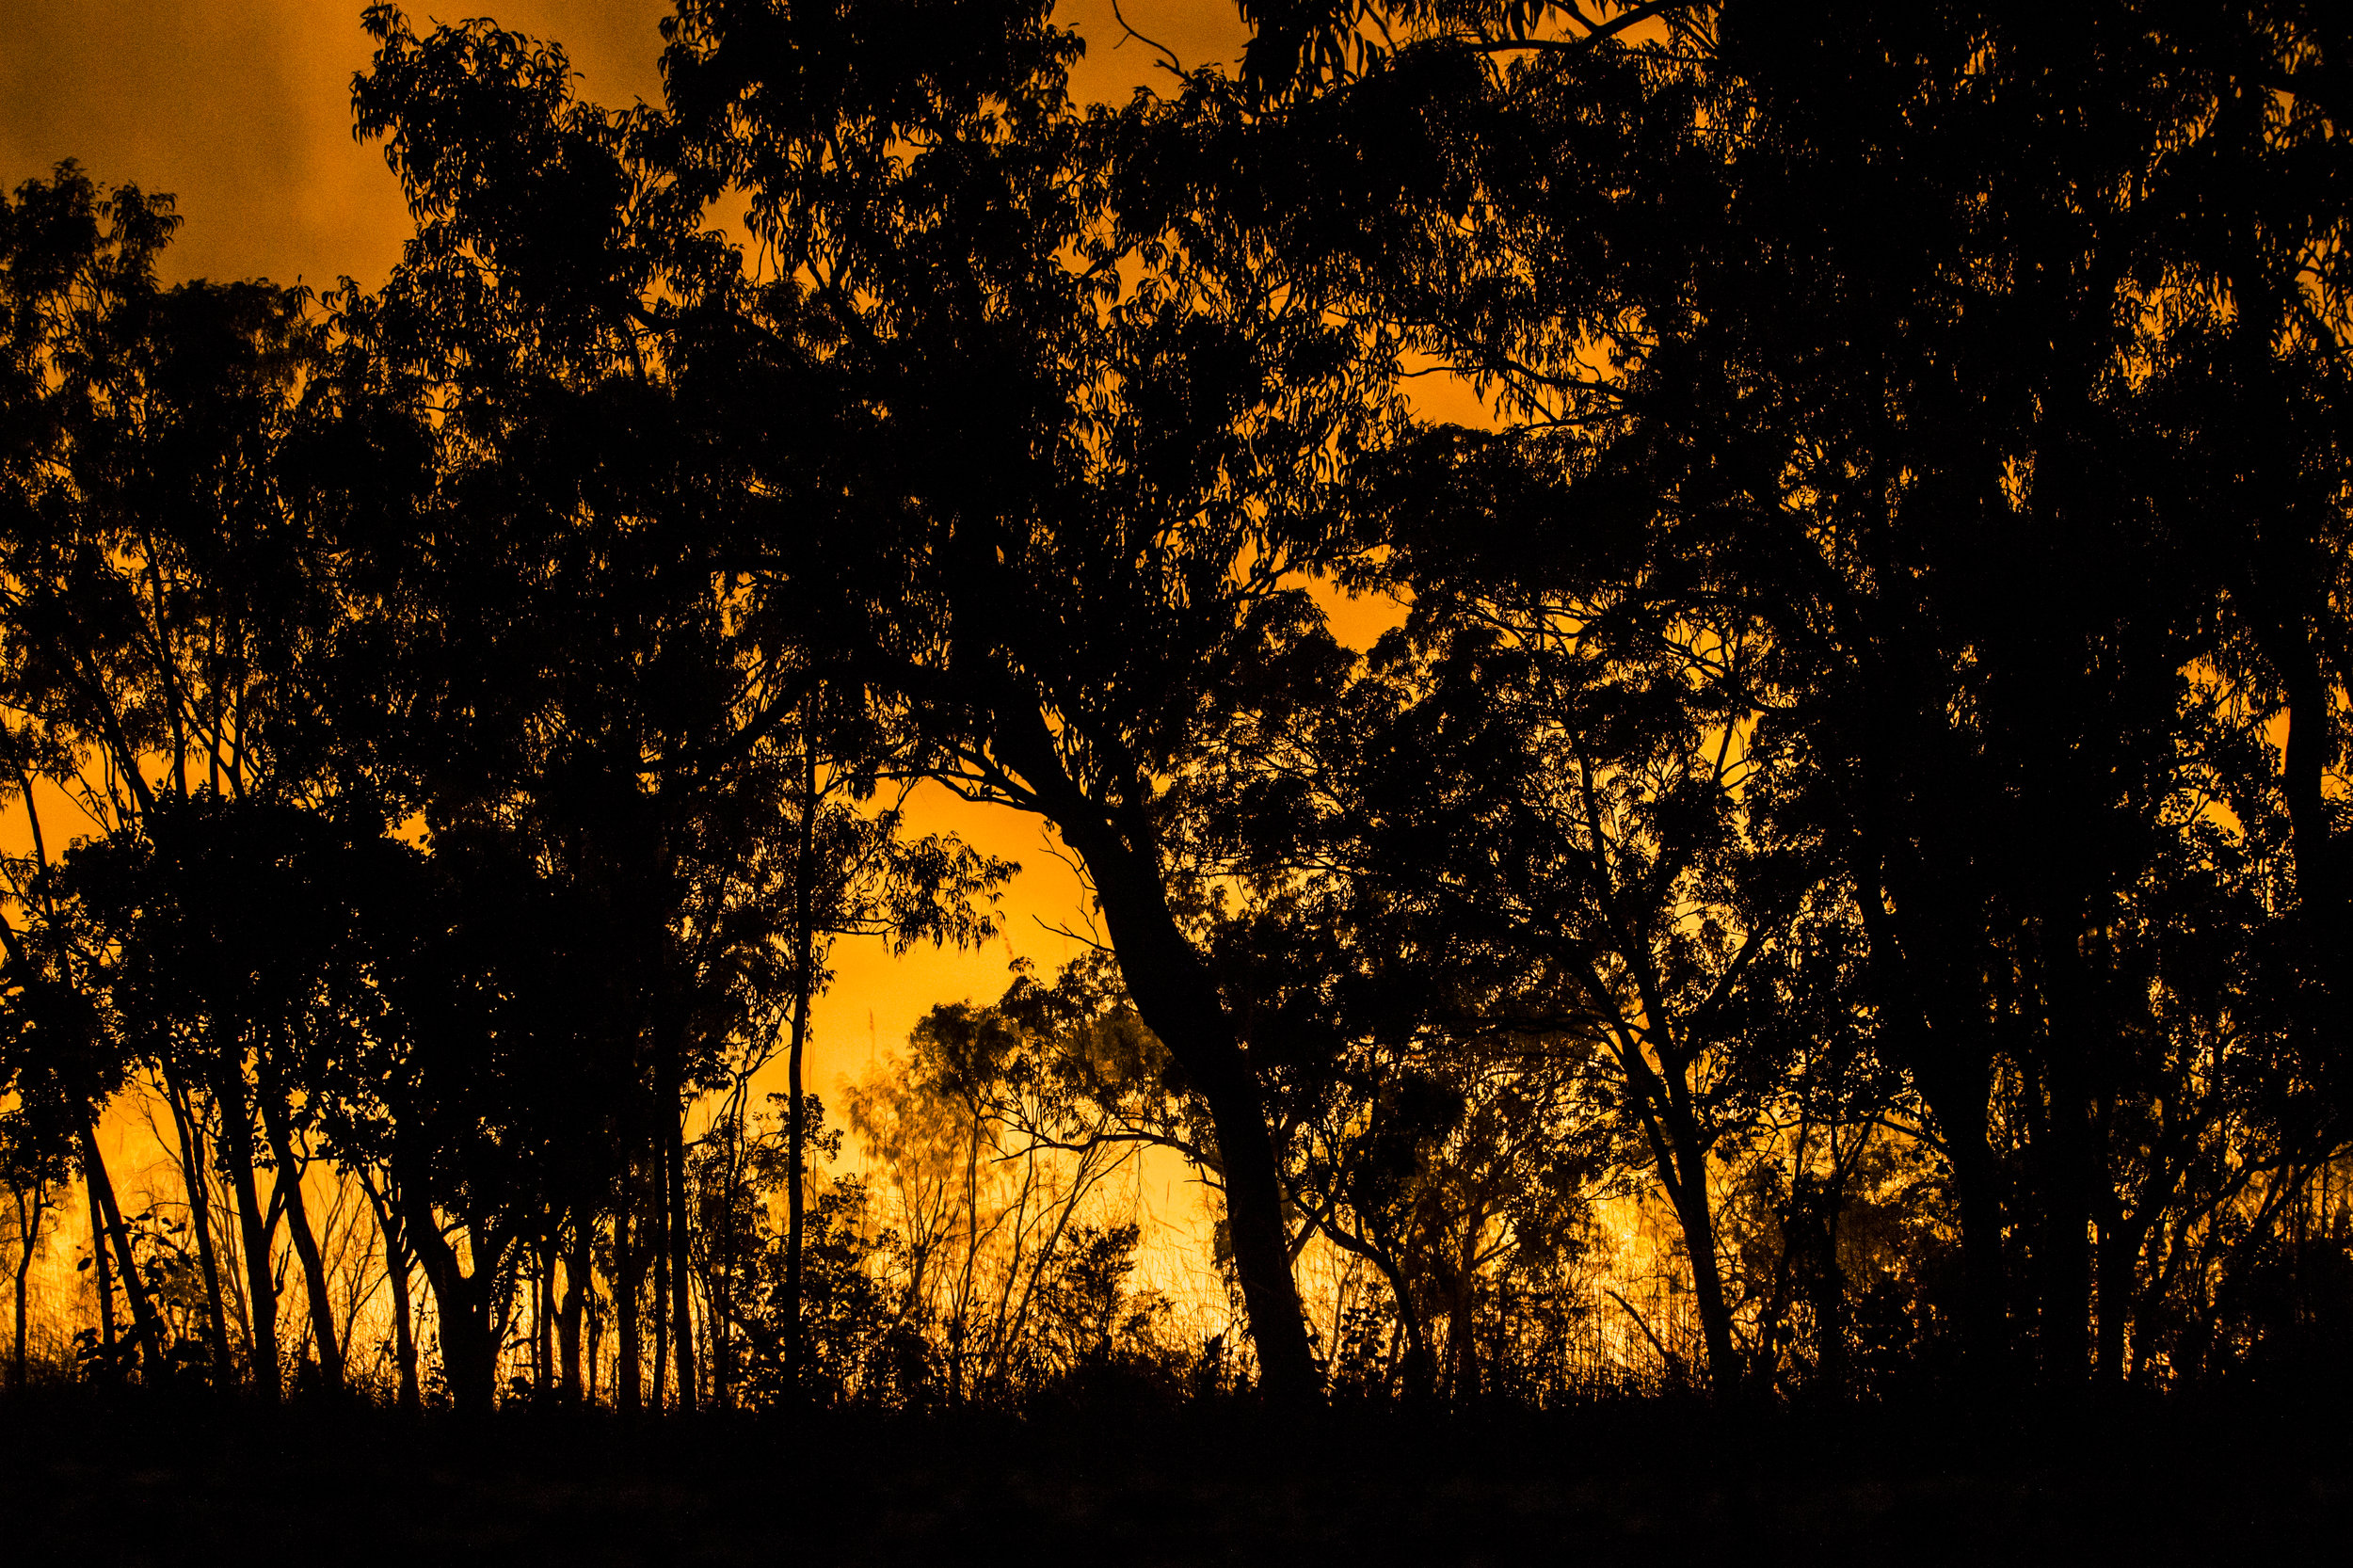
1225 0 2352 1385
654 0 1407 1398
3 0 2350 1425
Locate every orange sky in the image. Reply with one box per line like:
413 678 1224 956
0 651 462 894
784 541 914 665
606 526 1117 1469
0 3 1422 1104
0 2 1255 291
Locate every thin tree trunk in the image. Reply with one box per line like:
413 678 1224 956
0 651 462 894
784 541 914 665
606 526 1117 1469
214 1067 281 1400
651 1149 670 1411
780 1054 809 1388
88 1164 116 1367
13 1182 46 1390
535 1242 553 1396
254 1062 344 1394
361 1175 418 1411
784 724 818 1392
708 1104 740 1412
616 1198 641 1415
162 1070 233 1384
1652 1105 1738 1393
666 1075 696 1413
81 1123 168 1379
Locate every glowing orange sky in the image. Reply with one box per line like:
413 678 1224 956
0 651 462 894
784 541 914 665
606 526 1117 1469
0 2 1256 291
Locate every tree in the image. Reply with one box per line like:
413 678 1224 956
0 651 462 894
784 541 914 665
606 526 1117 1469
3 159 347 1392
344 8 1016 1411
1225 0 2353 1385
657 0 1406 1399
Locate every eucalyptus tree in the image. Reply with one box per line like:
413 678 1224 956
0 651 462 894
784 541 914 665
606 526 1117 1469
347 6 1015 1408
0 947 85 1388
344 6 789 1409
1224 0 2352 1384
1185 491 1823 1394
58 796 419 1396
1 161 357 1393
655 0 1405 1400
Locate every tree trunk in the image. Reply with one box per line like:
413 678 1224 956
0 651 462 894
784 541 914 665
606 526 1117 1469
668 1107 696 1413
255 1063 344 1395
589 1270 604 1405
2032 896 2102 1389
782 997 809 1394
994 708 1319 1401
559 1209 588 1402
651 1146 671 1410
1933 1081 2011 1388
784 725 818 1395
1444 1260 1480 1402
2094 1211 2141 1384
1657 1119 1738 1393
1619 1042 1739 1396
1197 1070 1319 1400
538 1243 556 1397
1084 852 1317 1400
361 1176 418 1412
80 1122 169 1380
162 1071 233 1384
214 1068 281 1400
401 1181 500 1415
1368 1248 1434 1399
87 1165 116 1367
616 1197 642 1415
1863 889 2009 1389
1796 1174 1849 1397
13 1183 46 1390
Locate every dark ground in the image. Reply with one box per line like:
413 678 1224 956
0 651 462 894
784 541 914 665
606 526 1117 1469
1 1386 2343 1566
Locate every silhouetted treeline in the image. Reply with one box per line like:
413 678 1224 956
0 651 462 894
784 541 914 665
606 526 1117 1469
4 1 2350 1413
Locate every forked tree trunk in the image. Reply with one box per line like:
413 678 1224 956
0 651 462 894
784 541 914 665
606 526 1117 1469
255 1061 344 1394
81 1123 169 1380
559 1211 589 1401
361 1175 418 1411
213 1066 281 1400
401 1184 502 1415
161 1070 233 1383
